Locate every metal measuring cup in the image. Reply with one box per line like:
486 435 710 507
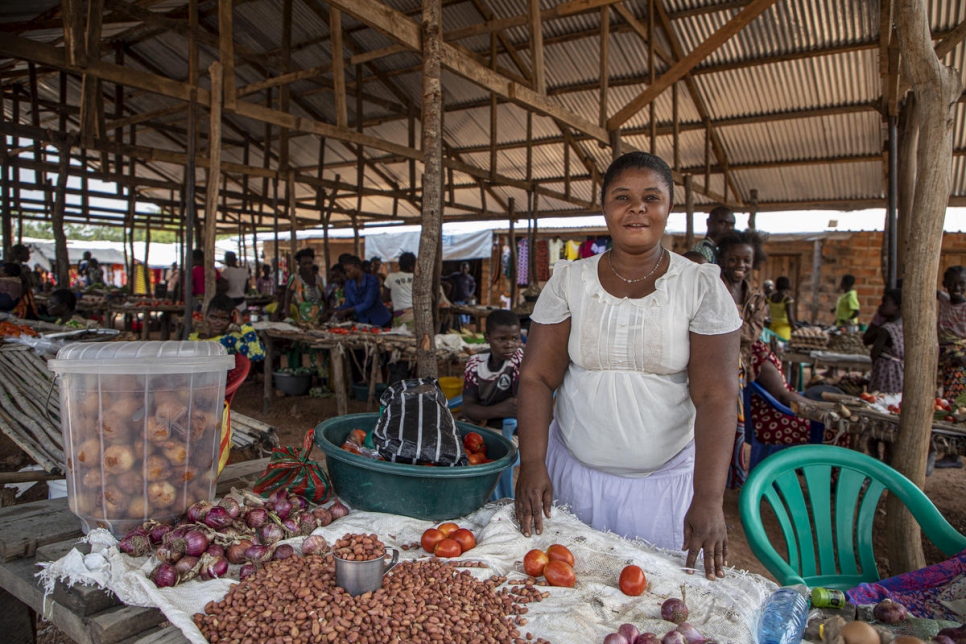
333 549 399 596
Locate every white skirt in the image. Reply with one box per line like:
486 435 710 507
546 420 695 550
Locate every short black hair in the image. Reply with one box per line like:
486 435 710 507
330 263 346 275
206 294 236 315
709 205 733 220
295 248 315 261
682 250 708 264
944 265 966 283
261 264 272 276
841 274 856 289
716 230 768 270
485 309 520 333
50 288 77 311
2 262 21 278
776 276 791 291
341 255 362 268
192 249 204 262
338 253 353 264
399 252 416 271
601 152 674 205
884 288 902 307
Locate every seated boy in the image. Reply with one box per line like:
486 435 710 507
42 289 95 327
190 294 265 362
0 263 23 312
461 310 523 429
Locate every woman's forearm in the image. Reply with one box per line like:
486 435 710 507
516 376 554 467
691 394 736 502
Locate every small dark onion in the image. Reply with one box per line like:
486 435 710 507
618 624 640 642
661 633 687 644
150 563 179 588
299 513 319 536
118 534 152 557
873 598 908 624
633 634 661 644
183 530 210 557
173 555 200 579
661 598 688 625
204 506 233 530
301 535 328 557
154 545 183 564
245 544 274 563
312 507 332 527
239 563 255 581
148 523 172 545
199 554 229 581
281 518 299 536
674 624 704 644
289 494 307 512
244 507 269 529
186 501 212 524
206 544 225 558
226 540 253 565
328 500 349 520
257 523 284 545
268 489 287 505
273 544 295 560
273 497 294 521
603 635 628 644
218 497 241 520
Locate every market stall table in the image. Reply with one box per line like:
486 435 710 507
449 304 499 332
107 300 184 340
779 350 872 390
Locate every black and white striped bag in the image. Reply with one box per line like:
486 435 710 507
373 378 468 466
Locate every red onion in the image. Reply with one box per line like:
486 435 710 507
150 563 179 588
661 632 687 644
281 517 299 536
633 634 661 644
183 530 210 557
244 507 269 529
618 624 640 642
148 523 172 545
301 535 328 557
268 489 287 505
290 495 307 512
299 514 319 536
273 496 293 520
226 540 253 565
239 563 255 581
218 497 241 520
313 508 332 527
118 534 152 557
661 598 688 625
273 544 295 560
199 554 229 581
258 523 284 545
245 544 274 563
206 544 225 558
186 501 212 524
204 506 233 530
674 624 704 644
328 500 349 520
603 634 629 644
154 545 183 564
173 555 200 580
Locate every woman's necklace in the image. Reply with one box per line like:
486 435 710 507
607 247 666 284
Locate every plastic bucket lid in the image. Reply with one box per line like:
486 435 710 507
48 341 235 375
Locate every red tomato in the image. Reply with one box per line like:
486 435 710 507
451 528 476 552
523 549 549 577
618 565 647 596
349 429 367 445
463 432 485 454
543 560 576 587
434 538 462 558
421 528 446 553
437 522 460 538
467 452 485 465
546 544 575 567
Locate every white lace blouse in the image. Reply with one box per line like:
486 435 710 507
530 252 741 476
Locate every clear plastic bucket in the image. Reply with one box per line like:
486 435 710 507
49 341 235 536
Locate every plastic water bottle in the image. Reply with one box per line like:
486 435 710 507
756 584 809 644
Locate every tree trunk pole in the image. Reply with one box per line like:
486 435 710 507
897 95 918 281
886 114 899 289
204 62 224 311
414 0 443 379
51 134 73 287
887 0 963 574
684 174 694 249
508 198 517 308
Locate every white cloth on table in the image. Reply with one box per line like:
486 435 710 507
530 252 741 476
547 420 694 550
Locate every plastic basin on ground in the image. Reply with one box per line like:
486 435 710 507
274 372 312 396
315 413 517 521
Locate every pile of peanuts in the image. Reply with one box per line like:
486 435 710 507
332 533 386 561
194 554 553 644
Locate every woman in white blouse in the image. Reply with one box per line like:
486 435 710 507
515 152 741 580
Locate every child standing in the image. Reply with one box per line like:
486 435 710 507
461 310 523 429
834 274 860 327
863 289 904 394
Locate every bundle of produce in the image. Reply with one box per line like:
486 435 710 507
790 326 829 352
827 331 871 356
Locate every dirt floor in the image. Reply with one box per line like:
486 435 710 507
8 375 966 642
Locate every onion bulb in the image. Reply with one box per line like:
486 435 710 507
182 530 210 557
244 507 269 529
618 625 639 642
301 535 328 557
257 523 284 545
102 445 136 474
603 634 628 644
204 506 232 530
150 563 179 588
239 563 255 581
674 624 704 644
245 544 274 563
199 554 229 581
329 500 349 519
273 544 295 560
226 540 253 564
118 533 152 557
146 481 177 509
312 507 332 527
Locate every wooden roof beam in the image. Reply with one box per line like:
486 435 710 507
608 0 779 130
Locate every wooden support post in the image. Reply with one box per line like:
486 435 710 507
331 7 348 128
262 333 274 413
887 0 964 574
203 62 224 311
684 174 694 249
182 92 198 333
747 188 758 230
528 0 545 95
810 239 822 324
489 32 498 181
704 124 711 191
332 345 348 416
218 0 236 109
886 114 898 289
508 198 517 308
279 0 292 171
528 193 539 285
610 129 622 161
287 170 297 260
414 0 444 379
51 134 73 288
408 106 416 201
599 7 610 129
79 0 104 148
897 95 918 280
648 0 656 154
672 81 680 171
1 85 9 260
189 0 199 87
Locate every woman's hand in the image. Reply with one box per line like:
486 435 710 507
682 497 728 580
514 462 553 537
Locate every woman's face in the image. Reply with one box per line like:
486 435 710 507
601 167 671 252
879 296 899 320
206 309 233 336
721 243 755 285
299 256 315 273
945 274 966 301
344 263 362 280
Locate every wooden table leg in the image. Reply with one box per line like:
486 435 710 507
332 345 348 417
367 349 381 411
262 334 274 414
159 312 171 340
0 588 35 644
140 313 151 340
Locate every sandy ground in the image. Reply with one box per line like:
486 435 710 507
10 376 966 642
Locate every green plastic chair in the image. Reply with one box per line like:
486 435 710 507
739 445 966 590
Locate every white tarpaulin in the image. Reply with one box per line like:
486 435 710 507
365 228 493 261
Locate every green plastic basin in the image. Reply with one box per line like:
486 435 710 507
315 413 517 521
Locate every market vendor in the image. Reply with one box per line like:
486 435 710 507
461 309 523 429
279 248 325 322
334 255 391 328
515 151 740 579
190 294 265 361
383 252 415 326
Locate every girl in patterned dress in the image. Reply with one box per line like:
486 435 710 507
937 267 966 468
864 289 904 394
